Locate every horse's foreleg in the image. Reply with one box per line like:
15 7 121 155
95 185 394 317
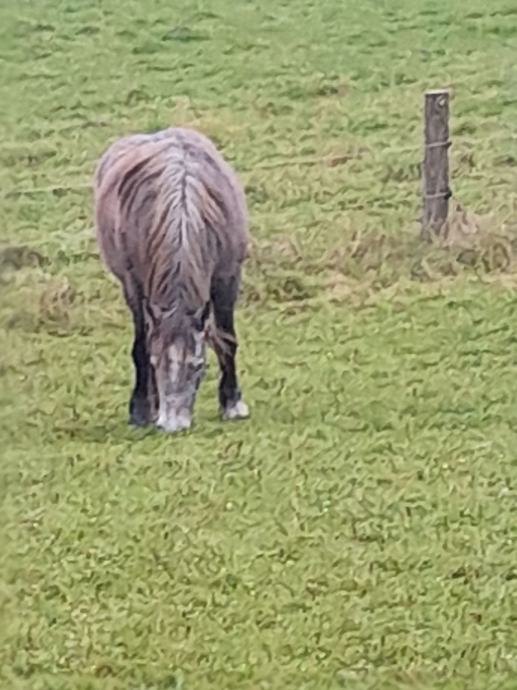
123 280 157 427
210 274 249 421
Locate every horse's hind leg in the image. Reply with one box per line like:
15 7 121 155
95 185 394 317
123 280 157 427
210 274 249 421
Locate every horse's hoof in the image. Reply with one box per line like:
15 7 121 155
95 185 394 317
222 399 250 421
129 397 153 428
128 414 149 428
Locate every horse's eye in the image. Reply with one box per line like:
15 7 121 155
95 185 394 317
192 303 210 331
189 360 204 375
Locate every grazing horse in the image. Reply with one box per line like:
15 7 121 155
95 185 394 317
93 127 250 433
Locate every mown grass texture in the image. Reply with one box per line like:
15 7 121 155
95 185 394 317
1 0 517 689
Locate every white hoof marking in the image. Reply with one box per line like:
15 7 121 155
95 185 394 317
222 399 250 421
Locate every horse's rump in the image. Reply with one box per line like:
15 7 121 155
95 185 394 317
94 128 249 323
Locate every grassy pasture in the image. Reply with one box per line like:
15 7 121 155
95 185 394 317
1 0 517 688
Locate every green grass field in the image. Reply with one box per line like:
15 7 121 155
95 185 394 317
2 1 517 688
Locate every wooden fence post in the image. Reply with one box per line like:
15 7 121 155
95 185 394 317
422 89 452 238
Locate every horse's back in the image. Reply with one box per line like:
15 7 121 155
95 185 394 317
94 127 249 287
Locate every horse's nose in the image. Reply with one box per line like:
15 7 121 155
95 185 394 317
156 411 192 434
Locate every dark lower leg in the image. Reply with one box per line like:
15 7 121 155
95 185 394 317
217 337 241 410
125 284 155 426
129 328 153 426
210 277 246 415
